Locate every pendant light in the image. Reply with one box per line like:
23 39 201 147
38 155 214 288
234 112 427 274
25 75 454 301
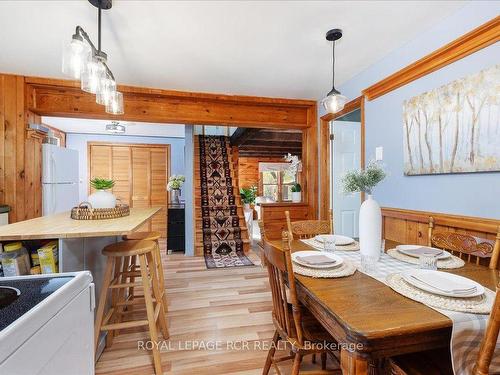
62 0 124 115
322 28 347 114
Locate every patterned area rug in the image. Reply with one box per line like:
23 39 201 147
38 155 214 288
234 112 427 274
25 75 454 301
198 135 254 269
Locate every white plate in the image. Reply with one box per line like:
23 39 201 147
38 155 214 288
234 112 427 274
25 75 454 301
402 269 484 298
314 234 355 246
396 245 451 260
292 251 344 269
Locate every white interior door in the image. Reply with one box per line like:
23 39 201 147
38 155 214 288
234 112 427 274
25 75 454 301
331 120 361 237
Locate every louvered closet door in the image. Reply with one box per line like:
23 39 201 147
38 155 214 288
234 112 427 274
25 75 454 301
88 143 170 237
131 147 152 232
111 146 131 205
88 145 112 194
150 148 168 237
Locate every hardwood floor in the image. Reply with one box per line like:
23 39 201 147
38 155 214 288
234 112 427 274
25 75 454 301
95 241 333 374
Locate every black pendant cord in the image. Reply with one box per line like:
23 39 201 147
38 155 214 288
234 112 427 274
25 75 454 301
331 40 336 91
325 28 342 96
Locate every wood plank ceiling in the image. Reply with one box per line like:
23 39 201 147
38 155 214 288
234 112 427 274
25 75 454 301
229 128 302 157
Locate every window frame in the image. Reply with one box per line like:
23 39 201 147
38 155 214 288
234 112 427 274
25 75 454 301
259 169 299 202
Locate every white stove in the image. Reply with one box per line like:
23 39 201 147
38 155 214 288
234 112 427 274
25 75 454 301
0 272 95 375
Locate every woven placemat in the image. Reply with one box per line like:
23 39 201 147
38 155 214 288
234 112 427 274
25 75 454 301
386 273 493 314
302 239 360 252
387 249 465 269
293 259 357 278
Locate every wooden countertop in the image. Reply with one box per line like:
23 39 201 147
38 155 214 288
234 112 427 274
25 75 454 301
0 207 161 240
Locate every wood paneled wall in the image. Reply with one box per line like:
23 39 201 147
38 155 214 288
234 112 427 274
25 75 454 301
382 207 500 246
260 202 309 240
0 75 43 223
237 156 284 193
0 73 318 226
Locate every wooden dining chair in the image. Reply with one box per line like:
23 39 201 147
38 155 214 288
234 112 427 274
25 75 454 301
285 210 332 241
386 284 500 375
262 230 341 375
428 217 500 269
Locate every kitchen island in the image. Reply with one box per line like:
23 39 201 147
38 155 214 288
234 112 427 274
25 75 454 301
0 207 161 299
0 207 162 358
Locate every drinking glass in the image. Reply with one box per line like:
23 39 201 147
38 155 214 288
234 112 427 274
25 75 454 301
419 254 438 270
323 238 336 253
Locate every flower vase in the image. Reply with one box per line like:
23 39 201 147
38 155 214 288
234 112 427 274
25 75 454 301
359 194 382 262
88 189 116 209
170 189 181 204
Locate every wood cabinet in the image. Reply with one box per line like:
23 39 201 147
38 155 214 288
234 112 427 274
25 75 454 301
88 143 170 237
260 202 310 240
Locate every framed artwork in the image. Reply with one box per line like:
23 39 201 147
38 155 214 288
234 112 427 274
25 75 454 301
403 64 499 175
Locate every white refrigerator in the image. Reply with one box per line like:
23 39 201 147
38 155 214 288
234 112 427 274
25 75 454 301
42 144 79 216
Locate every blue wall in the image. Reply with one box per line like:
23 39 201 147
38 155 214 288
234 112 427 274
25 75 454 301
183 126 195 256
337 2 499 219
66 133 185 202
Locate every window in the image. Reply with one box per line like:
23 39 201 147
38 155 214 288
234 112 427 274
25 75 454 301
261 168 298 202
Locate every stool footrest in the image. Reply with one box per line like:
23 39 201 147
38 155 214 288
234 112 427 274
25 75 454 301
101 319 149 331
109 278 147 289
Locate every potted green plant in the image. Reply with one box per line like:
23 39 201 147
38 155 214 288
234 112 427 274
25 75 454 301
167 175 185 204
342 161 386 261
291 183 302 203
88 178 116 208
240 186 257 210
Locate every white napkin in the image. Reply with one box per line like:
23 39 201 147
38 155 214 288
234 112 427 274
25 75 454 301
409 272 477 295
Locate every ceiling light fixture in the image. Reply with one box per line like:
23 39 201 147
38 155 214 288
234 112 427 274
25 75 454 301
105 121 126 134
62 0 124 115
322 29 347 114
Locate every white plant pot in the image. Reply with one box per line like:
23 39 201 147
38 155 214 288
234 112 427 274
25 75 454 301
243 203 251 210
359 194 382 260
88 190 116 209
291 192 302 203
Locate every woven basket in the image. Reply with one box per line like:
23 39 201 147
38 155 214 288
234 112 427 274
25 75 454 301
70 201 130 220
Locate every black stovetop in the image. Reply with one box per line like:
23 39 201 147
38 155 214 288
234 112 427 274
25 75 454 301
0 276 73 331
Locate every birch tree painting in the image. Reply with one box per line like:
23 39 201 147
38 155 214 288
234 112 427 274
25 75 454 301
403 64 500 175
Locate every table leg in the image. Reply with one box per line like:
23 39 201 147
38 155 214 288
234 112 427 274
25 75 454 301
340 349 378 375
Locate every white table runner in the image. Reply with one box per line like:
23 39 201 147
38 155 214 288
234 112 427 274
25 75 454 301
300 238 500 375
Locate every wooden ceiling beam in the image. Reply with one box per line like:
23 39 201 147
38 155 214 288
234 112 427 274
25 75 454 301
25 79 311 128
230 127 259 146
239 141 302 148
238 144 302 151
250 131 302 142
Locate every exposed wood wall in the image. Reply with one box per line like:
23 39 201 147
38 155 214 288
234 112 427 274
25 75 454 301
237 156 284 193
260 202 310 240
0 74 44 223
1 74 317 227
382 207 500 246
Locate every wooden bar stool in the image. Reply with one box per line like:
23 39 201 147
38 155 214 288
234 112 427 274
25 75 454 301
94 240 169 375
122 231 168 312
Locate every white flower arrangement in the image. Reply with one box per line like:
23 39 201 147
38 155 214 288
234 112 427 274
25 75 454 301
284 153 301 176
167 175 185 191
341 161 386 195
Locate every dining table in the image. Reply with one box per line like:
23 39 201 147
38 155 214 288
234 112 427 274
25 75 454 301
269 239 499 375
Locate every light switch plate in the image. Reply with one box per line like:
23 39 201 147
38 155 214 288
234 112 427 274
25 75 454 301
375 147 383 161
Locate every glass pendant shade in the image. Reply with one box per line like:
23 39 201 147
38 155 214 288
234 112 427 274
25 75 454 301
62 38 91 79
81 57 106 94
105 91 124 115
322 92 348 114
96 75 116 105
